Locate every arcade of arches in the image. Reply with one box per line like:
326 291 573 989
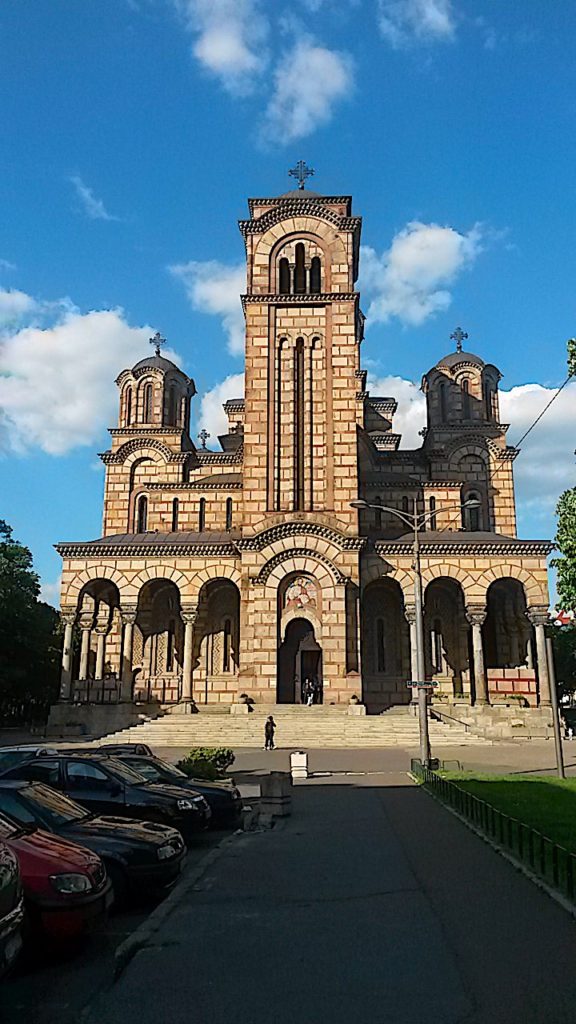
55 181 553 721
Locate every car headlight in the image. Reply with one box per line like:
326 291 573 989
50 873 93 895
176 798 193 811
157 844 178 861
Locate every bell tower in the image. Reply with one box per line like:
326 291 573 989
238 168 363 531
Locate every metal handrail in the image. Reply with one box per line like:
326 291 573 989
429 708 471 732
412 761 576 902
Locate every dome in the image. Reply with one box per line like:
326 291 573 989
131 353 181 374
436 350 485 370
279 188 323 199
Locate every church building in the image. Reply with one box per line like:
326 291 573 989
55 176 553 720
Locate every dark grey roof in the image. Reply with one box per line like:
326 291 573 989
58 531 241 548
437 350 485 369
376 531 552 548
131 354 182 373
279 188 322 198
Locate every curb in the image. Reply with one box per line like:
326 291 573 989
114 829 241 979
409 772 576 922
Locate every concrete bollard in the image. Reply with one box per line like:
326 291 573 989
290 750 308 780
347 703 367 715
260 771 292 817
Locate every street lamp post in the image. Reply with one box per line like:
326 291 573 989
351 496 481 768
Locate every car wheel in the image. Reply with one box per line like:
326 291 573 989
105 862 128 908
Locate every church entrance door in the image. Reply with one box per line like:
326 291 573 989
277 619 322 703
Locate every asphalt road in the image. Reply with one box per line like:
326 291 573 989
87 771 576 1024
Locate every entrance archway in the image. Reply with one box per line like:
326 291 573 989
277 619 322 704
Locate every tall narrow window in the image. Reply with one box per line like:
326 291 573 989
294 338 305 510
294 243 306 294
464 491 481 531
143 383 153 422
198 497 206 532
375 496 382 532
462 379 471 419
483 381 492 420
168 385 178 426
225 497 233 531
171 497 179 532
376 618 386 672
429 496 437 531
439 380 447 422
310 256 321 293
125 387 132 426
432 618 443 672
402 496 409 514
136 495 148 533
166 619 175 672
223 618 232 673
279 257 290 294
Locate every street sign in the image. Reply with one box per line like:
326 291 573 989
406 681 439 688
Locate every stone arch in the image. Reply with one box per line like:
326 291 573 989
420 562 472 593
193 578 241 702
114 439 173 466
258 548 346 587
475 565 547 606
64 565 131 605
424 576 469 697
268 231 336 291
280 605 323 640
188 563 242 602
128 564 193 602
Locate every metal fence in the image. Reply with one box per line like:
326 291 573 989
412 760 576 903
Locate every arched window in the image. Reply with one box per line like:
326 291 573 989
171 498 179 532
294 243 306 294
198 497 206 532
223 618 232 673
438 380 447 422
225 497 233 531
136 495 148 533
279 257 290 294
167 619 175 672
432 618 443 672
168 385 178 426
374 496 382 532
310 256 321 293
464 491 482 532
462 379 471 419
143 383 153 422
429 496 437 531
376 618 386 672
294 338 305 510
125 386 132 426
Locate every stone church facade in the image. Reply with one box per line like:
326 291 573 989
56 185 553 716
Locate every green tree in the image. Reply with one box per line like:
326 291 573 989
553 489 576 613
0 520 60 723
549 625 576 701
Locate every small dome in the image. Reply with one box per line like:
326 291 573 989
132 353 181 374
436 350 485 370
279 188 323 199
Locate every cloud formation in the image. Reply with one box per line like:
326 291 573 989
198 371 245 441
378 0 456 48
172 0 269 94
69 175 120 222
361 221 483 326
0 308 152 454
169 260 245 356
262 38 354 144
0 288 37 325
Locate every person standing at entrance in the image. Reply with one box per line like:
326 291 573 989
265 715 276 750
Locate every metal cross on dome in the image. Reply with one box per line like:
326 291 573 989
450 326 468 353
150 331 166 357
198 429 210 450
289 160 315 190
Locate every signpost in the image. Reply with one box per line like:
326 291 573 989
406 681 439 688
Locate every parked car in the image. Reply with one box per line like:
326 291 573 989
0 781 186 904
1 754 211 843
0 813 111 939
109 753 243 829
0 746 60 775
0 841 24 976
94 743 153 757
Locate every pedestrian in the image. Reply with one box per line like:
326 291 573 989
305 678 314 706
560 715 568 739
264 715 276 750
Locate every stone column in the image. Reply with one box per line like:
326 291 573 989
404 604 419 705
120 606 138 702
527 608 551 706
466 605 488 705
181 608 197 702
94 630 106 680
59 610 76 701
78 618 92 681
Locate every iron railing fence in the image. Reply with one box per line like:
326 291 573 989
412 760 576 903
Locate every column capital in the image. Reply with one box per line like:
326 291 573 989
526 605 549 626
404 604 417 625
181 606 198 625
466 604 487 627
120 605 138 625
60 608 77 627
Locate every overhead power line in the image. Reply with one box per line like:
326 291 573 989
513 373 573 451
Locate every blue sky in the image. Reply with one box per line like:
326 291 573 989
1 0 575 603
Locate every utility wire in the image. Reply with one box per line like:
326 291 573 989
513 373 573 450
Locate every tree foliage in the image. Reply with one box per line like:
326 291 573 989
553 489 576 614
549 626 576 700
0 520 60 723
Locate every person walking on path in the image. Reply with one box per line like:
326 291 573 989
264 715 276 750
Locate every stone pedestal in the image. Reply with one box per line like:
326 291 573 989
260 772 292 817
347 703 367 715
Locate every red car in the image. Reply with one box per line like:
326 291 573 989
0 813 111 940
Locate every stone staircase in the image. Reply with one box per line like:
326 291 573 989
92 704 489 749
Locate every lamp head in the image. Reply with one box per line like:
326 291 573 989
350 499 369 509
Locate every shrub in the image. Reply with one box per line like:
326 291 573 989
176 747 235 781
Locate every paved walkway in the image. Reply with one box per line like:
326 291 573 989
88 772 576 1024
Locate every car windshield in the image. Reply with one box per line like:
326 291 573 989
151 758 187 779
125 757 186 780
0 751 34 772
102 758 150 784
23 783 91 826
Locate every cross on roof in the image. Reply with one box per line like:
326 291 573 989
149 331 166 357
289 160 314 190
450 326 468 353
198 429 210 450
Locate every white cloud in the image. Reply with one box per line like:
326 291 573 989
361 221 483 327
40 578 61 607
367 373 426 447
198 372 245 441
69 175 120 222
378 0 456 48
262 37 354 144
0 288 37 325
169 260 245 356
0 308 156 455
172 0 269 95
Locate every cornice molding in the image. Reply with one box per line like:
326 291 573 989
237 520 366 552
374 540 553 557
196 448 244 465
147 480 243 491
241 292 358 310
239 202 361 236
55 541 240 558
